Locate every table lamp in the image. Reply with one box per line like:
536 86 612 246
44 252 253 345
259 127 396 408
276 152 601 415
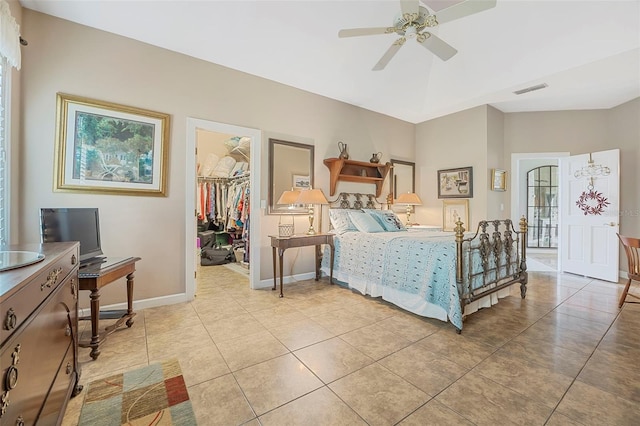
396 192 422 226
296 188 328 235
276 189 300 237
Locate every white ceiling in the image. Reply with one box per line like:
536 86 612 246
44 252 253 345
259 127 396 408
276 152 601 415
20 0 640 123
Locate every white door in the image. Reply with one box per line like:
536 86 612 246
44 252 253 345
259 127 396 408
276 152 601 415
560 149 619 282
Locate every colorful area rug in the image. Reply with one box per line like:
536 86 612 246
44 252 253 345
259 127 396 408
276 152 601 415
78 359 197 425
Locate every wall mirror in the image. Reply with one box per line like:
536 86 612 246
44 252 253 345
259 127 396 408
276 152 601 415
390 159 415 201
268 138 314 215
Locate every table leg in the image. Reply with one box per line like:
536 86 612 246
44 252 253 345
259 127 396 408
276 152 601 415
314 245 321 281
125 272 135 327
329 242 335 285
278 248 285 297
271 246 277 291
89 289 101 360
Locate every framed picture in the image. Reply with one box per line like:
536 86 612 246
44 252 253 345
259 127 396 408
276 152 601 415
437 166 473 198
443 199 470 231
292 174 311 190
54 93 170 196
491 168 507 191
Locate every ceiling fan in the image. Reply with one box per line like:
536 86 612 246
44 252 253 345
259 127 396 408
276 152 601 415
338 0 497 71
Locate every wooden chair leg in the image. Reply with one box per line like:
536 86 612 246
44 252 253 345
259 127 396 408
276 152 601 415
619 278 632 308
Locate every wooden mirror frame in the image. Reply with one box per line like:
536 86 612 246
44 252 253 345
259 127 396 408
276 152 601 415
389 159 416 201
268 138 314 215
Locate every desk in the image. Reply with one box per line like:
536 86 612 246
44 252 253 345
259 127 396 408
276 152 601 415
270 234 334 298
78 257 141 360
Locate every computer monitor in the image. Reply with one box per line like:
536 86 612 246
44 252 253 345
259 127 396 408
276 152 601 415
40 208 103 263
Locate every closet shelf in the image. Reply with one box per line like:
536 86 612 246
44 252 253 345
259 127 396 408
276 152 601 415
323 158 392 197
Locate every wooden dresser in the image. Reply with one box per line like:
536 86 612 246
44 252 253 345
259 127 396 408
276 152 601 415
0 242 80 425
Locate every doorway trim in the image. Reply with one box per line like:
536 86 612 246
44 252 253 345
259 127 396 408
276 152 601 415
511 152 569 272
185 118 261 299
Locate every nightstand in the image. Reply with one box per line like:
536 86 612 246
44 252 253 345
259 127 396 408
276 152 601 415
269 233 335 297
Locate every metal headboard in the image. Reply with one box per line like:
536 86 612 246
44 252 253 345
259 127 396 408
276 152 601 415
328 192 382 210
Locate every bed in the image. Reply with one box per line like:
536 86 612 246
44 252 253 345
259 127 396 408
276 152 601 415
320 193 528 332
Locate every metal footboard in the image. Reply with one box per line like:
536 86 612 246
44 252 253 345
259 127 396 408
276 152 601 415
454 217 528 331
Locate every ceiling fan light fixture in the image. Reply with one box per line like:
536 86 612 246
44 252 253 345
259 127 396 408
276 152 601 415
405 26 417 39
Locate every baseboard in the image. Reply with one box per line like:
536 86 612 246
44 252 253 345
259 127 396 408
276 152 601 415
78 293 192 318
256 271 317 289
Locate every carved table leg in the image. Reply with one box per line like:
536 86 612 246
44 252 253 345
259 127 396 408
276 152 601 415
125 272 135 327
271 246 277 291
278 248 285 298
89 288 101 360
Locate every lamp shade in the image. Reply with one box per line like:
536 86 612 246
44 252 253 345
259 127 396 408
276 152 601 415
396 192 422 205
296 188 328 205
277 189 301 205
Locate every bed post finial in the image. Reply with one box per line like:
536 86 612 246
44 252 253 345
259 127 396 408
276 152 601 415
455 219 465 284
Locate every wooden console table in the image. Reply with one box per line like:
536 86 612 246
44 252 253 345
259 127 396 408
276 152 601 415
270 234 334 297
78 257 141 360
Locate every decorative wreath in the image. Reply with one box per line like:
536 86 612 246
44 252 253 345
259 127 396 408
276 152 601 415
576 189 610 216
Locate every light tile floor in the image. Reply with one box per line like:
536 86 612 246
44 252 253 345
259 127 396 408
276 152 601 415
63 266 640 425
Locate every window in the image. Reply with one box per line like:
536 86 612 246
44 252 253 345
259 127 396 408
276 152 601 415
527 165 558 248
0 57 8 246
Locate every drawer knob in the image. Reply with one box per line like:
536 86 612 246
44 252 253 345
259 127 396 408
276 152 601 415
3 308 17 331
70 279 77 297
16 415 24 426
66 362 72 375
65 325 72 337
71 254 77 265
4 366 18 390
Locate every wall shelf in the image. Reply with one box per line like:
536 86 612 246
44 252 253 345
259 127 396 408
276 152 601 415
323 158 391 197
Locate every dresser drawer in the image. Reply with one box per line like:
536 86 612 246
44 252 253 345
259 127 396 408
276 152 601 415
0 277 75 424
37 344 75 426
1 244 78 344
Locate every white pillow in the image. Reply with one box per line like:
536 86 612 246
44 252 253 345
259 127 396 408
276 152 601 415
348 211 385 233
329 209 358 234
364 209 406 232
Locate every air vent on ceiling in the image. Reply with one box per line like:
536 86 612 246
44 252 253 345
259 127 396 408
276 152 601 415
513 83 548 95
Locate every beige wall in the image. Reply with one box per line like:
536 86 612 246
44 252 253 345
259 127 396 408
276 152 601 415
415 105 489 228
18 10 415 307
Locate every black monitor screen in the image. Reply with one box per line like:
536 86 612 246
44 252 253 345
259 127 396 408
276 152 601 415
40 208 103 262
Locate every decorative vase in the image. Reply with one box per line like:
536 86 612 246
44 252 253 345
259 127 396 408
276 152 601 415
370 152 382 163
338 141 349 160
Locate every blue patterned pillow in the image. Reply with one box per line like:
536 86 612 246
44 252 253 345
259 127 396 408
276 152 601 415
329 209 358 234
364 209 406 232
348 211 385 233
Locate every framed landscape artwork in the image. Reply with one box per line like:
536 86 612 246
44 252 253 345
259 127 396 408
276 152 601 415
437 166 473 198
54 93 170 196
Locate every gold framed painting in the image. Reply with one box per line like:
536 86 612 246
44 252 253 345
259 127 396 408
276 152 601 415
491 168 507 191
54 93 170 196
443 199 469 231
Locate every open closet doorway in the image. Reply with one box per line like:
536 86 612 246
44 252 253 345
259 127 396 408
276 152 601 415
511 152 568 272
185 118 261 299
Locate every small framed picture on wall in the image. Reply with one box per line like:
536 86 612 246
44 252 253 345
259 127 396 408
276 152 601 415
491 169 507 191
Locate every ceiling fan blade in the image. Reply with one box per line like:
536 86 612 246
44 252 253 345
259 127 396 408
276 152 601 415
400 0 419 16
435 0 497 24
338 27 393 38
416 32 457 61
372 38 406 71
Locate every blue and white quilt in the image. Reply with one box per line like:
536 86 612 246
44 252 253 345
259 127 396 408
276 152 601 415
321 230 465 330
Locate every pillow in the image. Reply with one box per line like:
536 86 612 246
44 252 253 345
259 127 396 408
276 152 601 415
329 209 358 234
348 211 385 233
364 209 406 232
